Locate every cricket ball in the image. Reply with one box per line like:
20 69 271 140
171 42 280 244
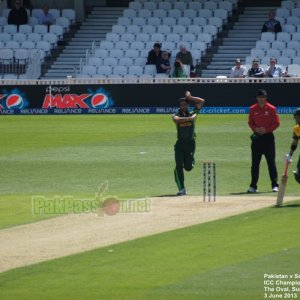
101 197 120 216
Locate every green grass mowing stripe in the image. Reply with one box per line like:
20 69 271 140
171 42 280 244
0 114 298 229
0 201 299 300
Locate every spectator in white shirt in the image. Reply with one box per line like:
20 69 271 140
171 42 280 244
229 58 247 78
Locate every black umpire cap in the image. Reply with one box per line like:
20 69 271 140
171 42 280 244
256 89 267 97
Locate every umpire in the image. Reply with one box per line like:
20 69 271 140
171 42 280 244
247 89 280 193
173 91 205 196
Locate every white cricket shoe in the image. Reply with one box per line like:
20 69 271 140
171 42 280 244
247 186 257 193
177 189 186 196
272 186 279 192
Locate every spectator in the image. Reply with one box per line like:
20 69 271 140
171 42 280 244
8 0 28 27
262 11 282 33
146 42 162 65
247 59 265 78
172 60 187 78
229 58 247 78
175 44 194 74
156 51 171 74
38 5 55 27
264 57 287 78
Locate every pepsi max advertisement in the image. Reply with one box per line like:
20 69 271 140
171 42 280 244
0 83 298 115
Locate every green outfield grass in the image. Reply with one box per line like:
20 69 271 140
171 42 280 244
1 200 299 300
0 114 298 229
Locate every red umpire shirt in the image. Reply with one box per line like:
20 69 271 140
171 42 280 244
248 102 280 133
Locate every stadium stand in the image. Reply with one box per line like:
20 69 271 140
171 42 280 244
77 0 234 78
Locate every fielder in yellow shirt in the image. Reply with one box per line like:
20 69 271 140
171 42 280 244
286 108 300 183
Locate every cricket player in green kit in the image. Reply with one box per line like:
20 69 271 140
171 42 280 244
173 91 205 196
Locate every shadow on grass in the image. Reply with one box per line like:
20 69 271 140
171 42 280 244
230 191 272 195
154 194 178 198
272 203 300 209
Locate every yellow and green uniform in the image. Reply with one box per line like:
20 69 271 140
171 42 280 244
174 108 199 190
293 124 300 172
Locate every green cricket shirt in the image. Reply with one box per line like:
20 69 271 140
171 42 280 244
174 108 199 140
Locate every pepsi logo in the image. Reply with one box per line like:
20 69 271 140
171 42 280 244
91 93 108 108
6 94 23 109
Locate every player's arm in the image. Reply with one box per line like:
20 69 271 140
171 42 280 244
289 133 299 157
185 91 205 110
173 115 194 123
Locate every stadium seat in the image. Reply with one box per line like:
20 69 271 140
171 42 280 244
123 9 137 19
102 57 118 66
193 17 207 26
97 65 112 76
182 33 196 44
21 40 35 49
130 41 145 51
94 48 108 58
198 9 213 18
144 64 157 76
19 24 32 34
99 40 114 50
281 48 296 58
88 57 103 67
162 17 176 26
119 57 134 66
118 17 131 26
3 24 17 34
291 8 300 17
49 25 63 40
115 41 129 50
5 40 20 48
204 1 218 10
120 33 135 42
177 17 192 26
132 17 147 26
271 40 286 50
136 33 150 43
61 9 75 24
147 17 162 26
125 49 140 58
112 24 126 34
142 25 155 34
13 32 27 43
127 25 141 35
156 24 171 34
276 32 291 42
277 56 291 67
183 9 197 19
261 32 275 43
112 65 128 77
276 8 290 18
34 25 48 34
109 49 124 58
158 2 172 11
14 48 29 64
256 40 270 50
128 65 144 76
138 9 152 18
168 9 182 18
189 1 203 10
173 25 186 35
265 48 281 58
129 2 142 10
49 9 60 19
250 48 265 58
281 0 295 10
27 32 42 43
143 2 157 10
